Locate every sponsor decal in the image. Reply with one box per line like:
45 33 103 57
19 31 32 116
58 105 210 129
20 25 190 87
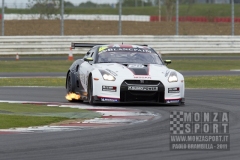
104 48 152 53
102 86 117 92
166 100 180 103
169 111 230 151
168 87 180 93
128 86 158 91
99 46 108 52
128 64 145 68
101 98 119 102
133 76 151 79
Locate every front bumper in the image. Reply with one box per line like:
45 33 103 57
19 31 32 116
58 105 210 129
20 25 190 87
93 80 183 104
119 80 165 103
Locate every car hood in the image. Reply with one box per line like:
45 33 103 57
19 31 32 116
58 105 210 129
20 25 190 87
93 63 170 79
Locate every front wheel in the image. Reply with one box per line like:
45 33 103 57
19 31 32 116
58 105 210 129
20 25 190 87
87 76 94 105
66 73 74 102
66 72 83 102
66 73 73 93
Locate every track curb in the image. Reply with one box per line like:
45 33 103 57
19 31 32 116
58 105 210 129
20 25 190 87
0 100 160 134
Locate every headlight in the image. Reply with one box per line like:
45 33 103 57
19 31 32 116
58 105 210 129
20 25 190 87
103 74 115 81
168 72 178 83
99 70 116 81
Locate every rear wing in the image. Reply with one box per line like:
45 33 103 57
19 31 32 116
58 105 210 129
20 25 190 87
71 43 149 49
71 43 106 49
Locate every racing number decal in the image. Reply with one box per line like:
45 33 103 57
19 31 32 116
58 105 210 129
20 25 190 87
128 64 145 68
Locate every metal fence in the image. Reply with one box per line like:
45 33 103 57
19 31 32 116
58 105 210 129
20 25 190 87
0 0 239 36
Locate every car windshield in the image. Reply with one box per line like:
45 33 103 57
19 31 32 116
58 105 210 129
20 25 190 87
97 50 163 65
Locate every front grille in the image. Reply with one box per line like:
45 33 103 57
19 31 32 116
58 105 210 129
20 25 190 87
124 80 160 85
120 80 165 103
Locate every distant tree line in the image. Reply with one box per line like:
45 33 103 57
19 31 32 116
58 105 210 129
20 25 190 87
26 0 240 20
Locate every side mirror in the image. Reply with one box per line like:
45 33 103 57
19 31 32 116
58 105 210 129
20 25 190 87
164 60 171 65
84 57 93 62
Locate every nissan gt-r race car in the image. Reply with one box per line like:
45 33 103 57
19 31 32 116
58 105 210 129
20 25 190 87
65 43 185 105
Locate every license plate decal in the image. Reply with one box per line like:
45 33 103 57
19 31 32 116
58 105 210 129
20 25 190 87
128 86 158 91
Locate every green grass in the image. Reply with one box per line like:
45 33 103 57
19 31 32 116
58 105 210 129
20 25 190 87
0 114 68 129
2 4 240 17
0 78 65 86
0 60 72 72
0 59 240 72
185 76 240 89
169 60 240 71
178 4 240 17
0 103 101 129
0 103 89 113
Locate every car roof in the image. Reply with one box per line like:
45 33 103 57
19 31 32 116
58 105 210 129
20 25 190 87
97 44 150 49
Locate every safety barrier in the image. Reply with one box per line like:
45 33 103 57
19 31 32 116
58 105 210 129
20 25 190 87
2 14 240 23
0 36 240 55
1 14 149 21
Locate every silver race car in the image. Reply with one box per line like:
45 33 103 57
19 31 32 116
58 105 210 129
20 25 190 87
65 43 185 105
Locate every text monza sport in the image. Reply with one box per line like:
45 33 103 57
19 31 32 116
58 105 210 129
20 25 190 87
182 112 228 134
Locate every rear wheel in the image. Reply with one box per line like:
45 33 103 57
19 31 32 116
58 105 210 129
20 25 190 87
87 76 94 105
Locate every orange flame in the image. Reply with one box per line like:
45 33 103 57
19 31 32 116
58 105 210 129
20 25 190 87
65 93 81 101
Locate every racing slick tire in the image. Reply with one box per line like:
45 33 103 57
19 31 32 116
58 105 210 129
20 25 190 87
87 76 94 105
66 72 79 102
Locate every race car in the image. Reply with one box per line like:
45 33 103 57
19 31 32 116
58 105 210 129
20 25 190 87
65 43 185 105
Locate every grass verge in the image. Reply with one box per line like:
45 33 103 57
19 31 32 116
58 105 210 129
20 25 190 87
0 78 65 86
169 60 240 71
0 60 72 72
0 114 68 129
0 103 101 129
0 59 240 72
4 4 240 17
185 76 240 89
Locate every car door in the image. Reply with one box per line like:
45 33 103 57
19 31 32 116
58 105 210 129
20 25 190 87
80 47 97 92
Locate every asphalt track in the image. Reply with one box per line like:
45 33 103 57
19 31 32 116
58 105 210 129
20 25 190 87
0 88 240 159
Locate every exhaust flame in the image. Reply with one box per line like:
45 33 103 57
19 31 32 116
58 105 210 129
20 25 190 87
65 93 81 101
